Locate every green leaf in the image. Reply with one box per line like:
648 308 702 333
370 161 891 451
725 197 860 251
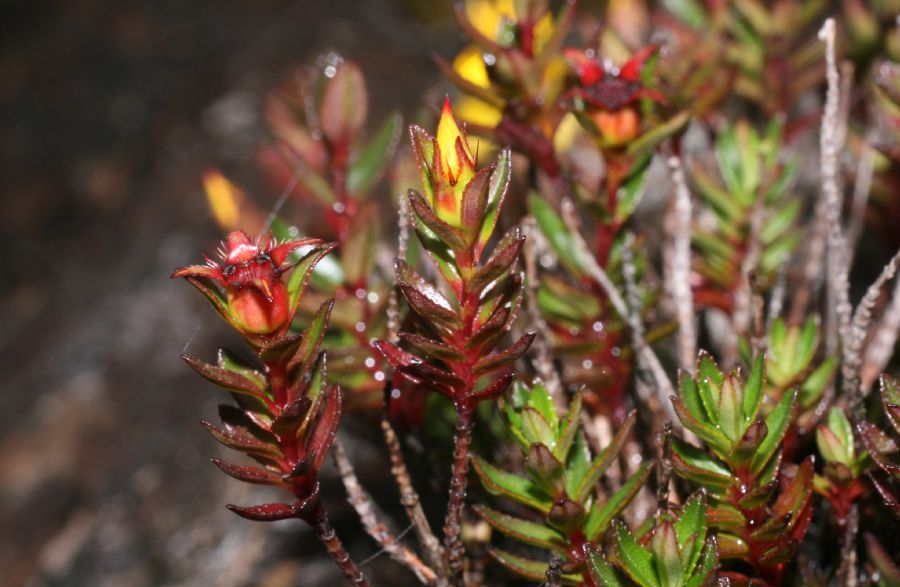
674 491 707 551
472 455 552 513
671 398 730 454
346 112 401 196
488 547 582 583
576 411 636 502
474 504 567 550
674 491 707 575
615 154 652 223
685 537 719 587
529 380 559 428
661 0 708 29
531 193 591 278
742 354 765 424
751 389 796 476
566 431 592 498
526 442 567 496
287 244 337 316
626 110 690 161
652 522 683 587
287 299 334 381
586 461 653 540
671 438 733 494
799 357 835 407
718 374 742 445
587 548 630 587
556 391 583 462
614 521 660 587
679 372 710 426
521 408 557 451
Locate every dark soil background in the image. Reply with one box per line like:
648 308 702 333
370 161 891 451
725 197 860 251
0 1 465 585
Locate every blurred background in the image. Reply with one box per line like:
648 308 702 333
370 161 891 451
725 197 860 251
0 1 467 585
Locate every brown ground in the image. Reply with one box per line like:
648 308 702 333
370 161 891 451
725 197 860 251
0 1 461 585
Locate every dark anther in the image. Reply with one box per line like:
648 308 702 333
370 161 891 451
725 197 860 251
256 253 273 265
222 265 236 277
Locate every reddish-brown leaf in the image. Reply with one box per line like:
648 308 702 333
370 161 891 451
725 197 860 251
473 331 536 375
212 458 285 486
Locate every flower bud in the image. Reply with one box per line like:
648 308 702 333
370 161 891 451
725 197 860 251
411 98 478 229
173 229 325 338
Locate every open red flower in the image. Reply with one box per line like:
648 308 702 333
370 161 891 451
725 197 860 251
564 45 666 147
172 230 324 335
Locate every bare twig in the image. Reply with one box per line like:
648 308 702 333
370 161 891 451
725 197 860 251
728 188 765 367
540 552 563 587
665 156 696 374
381 418 449 585
334 441 438 585
861 276 900 391
844 248 900 417
655 422 674 520
521 216 565 408
819 19 853 356
559 197 677 423
621 232 645 342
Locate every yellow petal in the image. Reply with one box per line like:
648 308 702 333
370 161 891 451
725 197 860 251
203 169 242 231
436 98 474 183
532 13 555 55
466 0 515 42
453 44 491 89
553 112 582 154
456 95 503 128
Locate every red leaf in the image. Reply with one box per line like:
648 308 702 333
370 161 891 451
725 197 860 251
226 502 297 521
461 165 494 232
211 458 285 486
467 306 511 351
398 333 464 362
473 373 515 404
408 189 468 252
473 331 535 375
201 419 282 460
468 228 524 296
268 237 326 267
183 355 268 400
306 385 342 474
271 396 313 437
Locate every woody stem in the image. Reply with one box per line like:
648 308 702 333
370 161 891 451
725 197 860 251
443 402 474 585
308 502 371 587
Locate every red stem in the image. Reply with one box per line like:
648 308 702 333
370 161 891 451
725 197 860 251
443 402 475 583
308 502 372 587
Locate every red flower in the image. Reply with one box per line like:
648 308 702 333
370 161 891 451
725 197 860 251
172 230 323 335
564 45 666 147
